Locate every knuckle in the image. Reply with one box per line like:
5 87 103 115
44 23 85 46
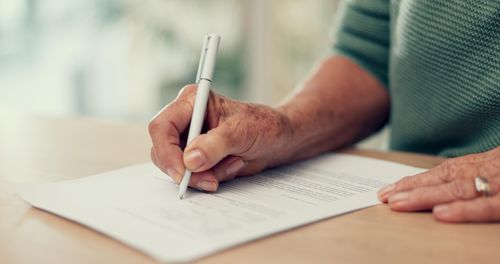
239 161 265 177
206 92 226 126
148 118 162 134
448 180 470 199
396 176 415 190
151 101 191 135
179 84 197 98
212 167 225 182
165 134 180 145
438 159 455 182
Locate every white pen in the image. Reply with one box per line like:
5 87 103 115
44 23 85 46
178 34 221 199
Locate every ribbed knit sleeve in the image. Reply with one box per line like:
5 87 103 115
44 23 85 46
331 0 390 86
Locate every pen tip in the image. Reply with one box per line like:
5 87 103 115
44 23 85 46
179 193 184 200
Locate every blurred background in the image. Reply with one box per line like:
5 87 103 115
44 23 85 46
0 0 340 120
0 0 386 148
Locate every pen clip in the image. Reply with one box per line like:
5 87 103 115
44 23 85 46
195 34 220 83
195 36 210 84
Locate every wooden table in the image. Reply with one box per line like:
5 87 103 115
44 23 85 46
1 111 499 264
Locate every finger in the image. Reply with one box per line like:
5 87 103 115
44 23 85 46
183 122 248 172
238 160 267 177
151 147 157 164
212 156 246 182
151 147 160 171
187 170 219 192
378 159 480 202
151 147 182 183
149 85 197 180
379 151 497 203
185 156 246 192
388 177 500 211
433 195 500 222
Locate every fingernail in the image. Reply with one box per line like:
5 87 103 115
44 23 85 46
226 159 245 177
185 149 206 170
167 168 182 183
388 192 409 204
197 181 217 192
377 184 395 201
433 204 450 216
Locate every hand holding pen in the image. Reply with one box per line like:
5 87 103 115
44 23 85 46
149 35 296 198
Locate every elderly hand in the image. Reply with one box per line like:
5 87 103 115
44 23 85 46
378 146 500 223
149 85 294 192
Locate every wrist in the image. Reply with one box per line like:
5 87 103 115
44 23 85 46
266 104 306 167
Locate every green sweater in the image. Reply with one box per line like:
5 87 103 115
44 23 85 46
332 0 500 157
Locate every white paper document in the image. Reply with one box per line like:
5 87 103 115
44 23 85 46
18 154 424 262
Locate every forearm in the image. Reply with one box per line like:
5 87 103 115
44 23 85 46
274 56 390 165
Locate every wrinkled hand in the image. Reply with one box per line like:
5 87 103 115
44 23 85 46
149 85 293 192
378 147 500 223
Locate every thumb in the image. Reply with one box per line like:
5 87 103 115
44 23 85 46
183 123 248 172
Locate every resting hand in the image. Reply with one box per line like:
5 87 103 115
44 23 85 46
149 85 293 192
378 146 500 222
